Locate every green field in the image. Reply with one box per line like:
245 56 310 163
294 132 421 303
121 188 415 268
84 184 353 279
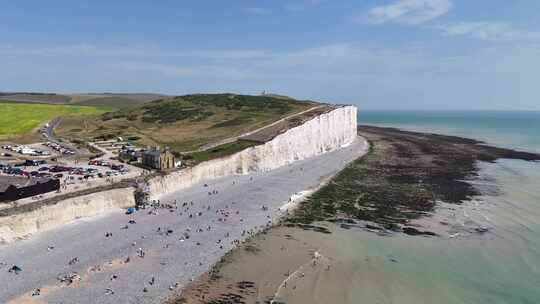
0 102 110 139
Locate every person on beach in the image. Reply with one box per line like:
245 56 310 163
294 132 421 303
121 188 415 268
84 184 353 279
138 248 145 258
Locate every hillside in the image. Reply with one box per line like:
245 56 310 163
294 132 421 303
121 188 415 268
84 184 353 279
0 92 71 104
56 93 318 153
0 92 163 108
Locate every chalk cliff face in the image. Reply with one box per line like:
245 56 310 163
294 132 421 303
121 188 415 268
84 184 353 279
0 188 135 243
148 105 358 198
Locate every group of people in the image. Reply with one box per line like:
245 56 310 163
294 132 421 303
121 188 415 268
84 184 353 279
12 175 279 300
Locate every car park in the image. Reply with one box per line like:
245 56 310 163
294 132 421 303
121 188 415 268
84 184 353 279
44 142 75 155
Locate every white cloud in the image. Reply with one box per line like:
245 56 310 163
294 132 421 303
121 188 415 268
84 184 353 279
116 62 194 77
434 21 540 42
115 62 249 80
285 0 325 12
241 1 324 15
0 42 457 81
0 44 270 60
243 6 271 15
366 0 453 24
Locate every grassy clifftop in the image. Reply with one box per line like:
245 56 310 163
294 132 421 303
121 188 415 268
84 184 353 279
57 93 317 153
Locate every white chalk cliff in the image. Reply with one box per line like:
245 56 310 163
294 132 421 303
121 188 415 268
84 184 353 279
148 105 358 198
0 188 135 243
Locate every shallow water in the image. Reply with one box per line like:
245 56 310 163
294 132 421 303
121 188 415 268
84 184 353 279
221 160 540 304
221 111 540 304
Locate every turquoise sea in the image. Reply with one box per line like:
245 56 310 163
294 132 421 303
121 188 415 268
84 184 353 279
359 110 540 153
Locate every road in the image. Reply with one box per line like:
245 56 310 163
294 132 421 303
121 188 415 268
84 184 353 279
0 137 368 304
42 117 85 157
43 118 59 140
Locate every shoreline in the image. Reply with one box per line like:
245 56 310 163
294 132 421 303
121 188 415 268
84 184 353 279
164 138 370 304
174 126 540 304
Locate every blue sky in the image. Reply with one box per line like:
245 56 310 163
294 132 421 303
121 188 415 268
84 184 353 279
1 0 540 110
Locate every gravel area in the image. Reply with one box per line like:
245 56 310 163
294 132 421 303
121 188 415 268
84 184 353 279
0 137 368 304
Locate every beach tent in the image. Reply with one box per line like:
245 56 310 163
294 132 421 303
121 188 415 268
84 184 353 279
126 207 135 215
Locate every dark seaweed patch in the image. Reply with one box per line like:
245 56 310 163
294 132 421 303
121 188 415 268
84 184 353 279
288 125 540 234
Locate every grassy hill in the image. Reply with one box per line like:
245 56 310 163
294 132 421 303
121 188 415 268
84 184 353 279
0 93 71 104
0 92 163 108
56 93 317 153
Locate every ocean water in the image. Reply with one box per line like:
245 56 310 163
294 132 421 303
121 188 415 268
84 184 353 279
359 110 540 153
221 111 540 304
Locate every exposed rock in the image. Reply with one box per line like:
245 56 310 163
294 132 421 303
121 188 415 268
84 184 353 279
402 227 438 236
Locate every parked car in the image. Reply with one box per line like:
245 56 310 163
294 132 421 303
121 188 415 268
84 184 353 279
6 168 23 175
24 159 46 166
50 166 70 172
111 164 124 170
15 170 29 177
